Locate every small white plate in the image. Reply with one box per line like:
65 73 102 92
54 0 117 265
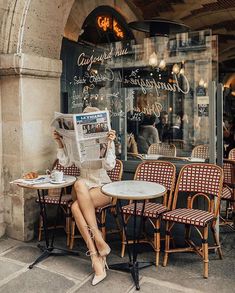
23 178 38 181
50 179 66 184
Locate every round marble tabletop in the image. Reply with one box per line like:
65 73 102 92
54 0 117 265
102 180 166 200
17 175 76 190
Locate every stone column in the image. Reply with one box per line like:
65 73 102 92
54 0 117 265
0 53 62 241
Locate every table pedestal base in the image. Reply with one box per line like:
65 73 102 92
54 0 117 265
109 261 153 290
29 244 79 269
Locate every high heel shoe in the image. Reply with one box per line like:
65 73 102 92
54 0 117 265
92 256 108 286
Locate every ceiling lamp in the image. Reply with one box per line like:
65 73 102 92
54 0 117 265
149 52 158 67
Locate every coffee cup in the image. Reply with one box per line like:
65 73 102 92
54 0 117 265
51 170 64 182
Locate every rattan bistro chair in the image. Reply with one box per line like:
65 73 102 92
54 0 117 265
162 163 223 278
121 161 176 266
228 148 235 160
147 142 176 157
191 145 209 159
220 159 235 230
37 160 80 246
69 159 123 249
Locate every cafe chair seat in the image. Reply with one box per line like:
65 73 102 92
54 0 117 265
221 186 232 200
122 202 167 218
37 194 72 205
162 208 214 227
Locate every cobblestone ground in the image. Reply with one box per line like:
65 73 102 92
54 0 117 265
0 226 234 293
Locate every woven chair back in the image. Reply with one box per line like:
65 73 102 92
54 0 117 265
148 143 176 157
134 161 176 209
228 148 235 160
191 145 209 159
173 163 223 215
107 159 123 181
223 159 235 186
53 159 80 176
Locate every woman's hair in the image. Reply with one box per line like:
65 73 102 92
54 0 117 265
83 106 100 113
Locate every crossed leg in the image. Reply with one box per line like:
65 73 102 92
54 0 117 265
71 180 111 276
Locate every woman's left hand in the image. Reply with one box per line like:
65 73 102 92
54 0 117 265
107 130 116 147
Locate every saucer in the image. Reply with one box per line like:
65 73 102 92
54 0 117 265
50 179 66 184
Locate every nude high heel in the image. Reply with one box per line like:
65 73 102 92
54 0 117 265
92 256 108 286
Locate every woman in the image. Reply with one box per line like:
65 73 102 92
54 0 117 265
53 106 116 286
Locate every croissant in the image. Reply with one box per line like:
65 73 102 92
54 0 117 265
23 172 38 179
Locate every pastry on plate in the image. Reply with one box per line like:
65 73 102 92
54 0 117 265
23 172 39 179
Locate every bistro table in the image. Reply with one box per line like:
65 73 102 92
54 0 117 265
102 180 166 290
17 175 78 269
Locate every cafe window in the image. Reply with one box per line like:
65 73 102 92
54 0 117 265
61 26 218 162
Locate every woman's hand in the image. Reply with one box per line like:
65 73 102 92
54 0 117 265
107 130 116 148
53 130 63 148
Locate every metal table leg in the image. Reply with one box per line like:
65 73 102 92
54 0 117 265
29 188 79 269
109 200 153 290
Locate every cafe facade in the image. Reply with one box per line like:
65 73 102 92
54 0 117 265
0 0 234 241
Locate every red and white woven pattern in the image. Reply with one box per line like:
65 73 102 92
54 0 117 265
229 148 235 160
107 159 122 182
122 202 167 218
135 161 175 191
54 162 80 177
191 145 209 159
221 186 232 200
36 194 72 205
148 143 176 157
223 161 232 184
178 164 222 196
162 208 214 227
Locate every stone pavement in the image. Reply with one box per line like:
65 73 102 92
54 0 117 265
0 228 234 293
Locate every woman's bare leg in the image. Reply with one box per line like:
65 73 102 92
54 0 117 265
73 180 111 253
71 201 104 276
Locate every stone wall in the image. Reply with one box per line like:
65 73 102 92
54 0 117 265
0 0 139 241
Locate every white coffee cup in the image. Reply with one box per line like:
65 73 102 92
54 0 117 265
51 170 64 182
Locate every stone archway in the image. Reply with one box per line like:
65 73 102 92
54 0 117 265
0 0 138 240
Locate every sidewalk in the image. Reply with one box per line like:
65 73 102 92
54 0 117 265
0 228 234 293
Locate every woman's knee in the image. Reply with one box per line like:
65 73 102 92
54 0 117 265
74 179 87 194
71 201 79 214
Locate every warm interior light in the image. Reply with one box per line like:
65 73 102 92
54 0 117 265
149 52 158 67
199 78 205 87
159 59 166 70
172 63 180 74
179 68 184 75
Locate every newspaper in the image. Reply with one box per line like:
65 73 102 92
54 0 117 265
51 111 111 163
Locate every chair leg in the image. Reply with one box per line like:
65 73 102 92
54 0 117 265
211 226 223 259
70 219 76 250
163 221 170 267
100 211 106 241
38 215 43 241
202 226 209 278
121 227 126 258
66 207 71 247
155 219 161 266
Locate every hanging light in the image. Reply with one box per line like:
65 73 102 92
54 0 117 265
149 52 158 67
199 78 205 87
172 63 180 74
159 59 166 69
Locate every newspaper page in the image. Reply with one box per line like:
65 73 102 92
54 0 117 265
73 111 111 162
51 111 110 163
